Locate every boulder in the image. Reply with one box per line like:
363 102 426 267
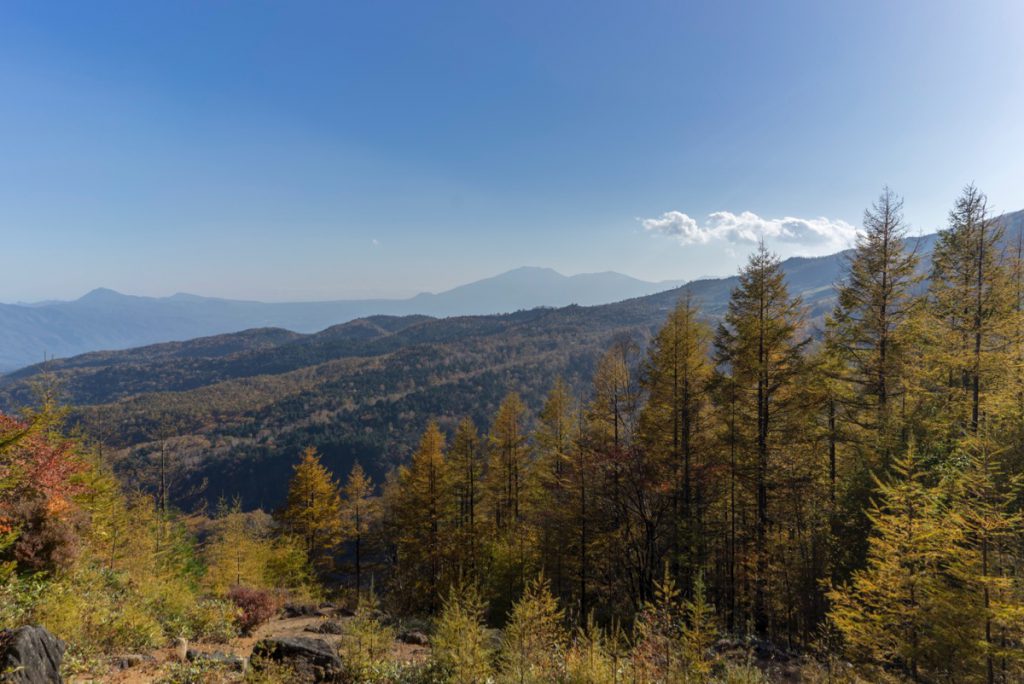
186 649 247 672
110 654 156 670
304 620 344 635
396 630 429 646
0 625 65 683
281 603 327 618
251 637 342 682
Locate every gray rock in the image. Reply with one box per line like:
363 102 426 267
251 637 342 682
281 603 327 618
396 630 429 646
110 653 156 670
186 649 247 672
304 620 345 635
0 625 65 683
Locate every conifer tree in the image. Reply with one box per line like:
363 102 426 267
432 579 494 683
485 393 532 532
534 379 577 600
500 574 565 683
640 295 712 586
830 186 920 469
927 184 1015 441
714 242 808 636
449 417 484 576
952 437 1024 683
483 393 535 611
280 446 344 572
395 421 453 612
342 461 376 595
828 447 980 681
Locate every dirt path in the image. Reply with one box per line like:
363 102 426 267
73 612 429 683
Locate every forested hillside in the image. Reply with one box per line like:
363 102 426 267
3 187 1024 682
0 247 861 511
5 213 1024 513
0 268 687 372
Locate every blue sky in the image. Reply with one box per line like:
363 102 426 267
2 1 1022 302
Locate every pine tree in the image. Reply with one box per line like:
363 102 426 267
280 446 344 572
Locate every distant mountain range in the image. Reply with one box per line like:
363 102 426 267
0 268 685 372
1 210 1019 510
0 235 919 510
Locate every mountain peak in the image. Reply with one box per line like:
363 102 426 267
77 287 125 302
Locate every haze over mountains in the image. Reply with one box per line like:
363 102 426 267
2 210 1022 508
0 268 685 372
7 207 1023 375
0 234 927 508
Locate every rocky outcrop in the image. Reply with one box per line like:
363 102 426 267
281 603 328 619
0 626 65 683
397 629 429 646
304 620 344 635
251 636 342 682
186 649 247 672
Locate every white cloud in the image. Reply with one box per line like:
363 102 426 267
642 210 857 252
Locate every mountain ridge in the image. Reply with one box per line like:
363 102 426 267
0 267 685 372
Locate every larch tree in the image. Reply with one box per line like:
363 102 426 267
483 392 535 612
533 378 577 601
280 446 344 573
713 242 809 636
828 446 981 682
927 184 1016 443
342 461 376 596
830 186 920 469
395 421 453 613
827 186 921 580
639 294 712 588
449 417 484 577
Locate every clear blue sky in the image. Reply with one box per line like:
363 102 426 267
2 1 1022 302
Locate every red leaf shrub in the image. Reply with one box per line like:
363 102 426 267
228 586 279 634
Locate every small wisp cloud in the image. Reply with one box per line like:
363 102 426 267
642 210 857 253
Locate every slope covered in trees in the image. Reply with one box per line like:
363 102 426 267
0 227 981 511
2 189 1024 682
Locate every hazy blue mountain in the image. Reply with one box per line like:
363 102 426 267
2 208 1019 375
2 211 1019 509
0 268 684 372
